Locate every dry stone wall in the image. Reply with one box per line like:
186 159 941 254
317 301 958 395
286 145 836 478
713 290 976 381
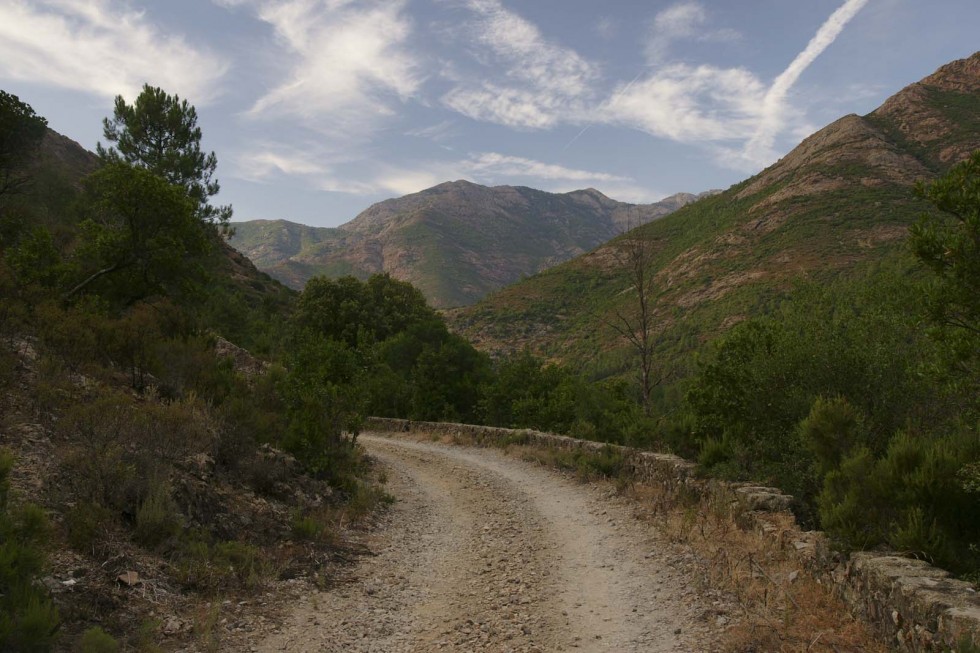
364 417 980 652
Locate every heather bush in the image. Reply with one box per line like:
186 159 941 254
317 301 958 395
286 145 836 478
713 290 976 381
0 451 60 651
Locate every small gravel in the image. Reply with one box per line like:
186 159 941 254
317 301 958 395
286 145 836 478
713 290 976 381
257 434 719 652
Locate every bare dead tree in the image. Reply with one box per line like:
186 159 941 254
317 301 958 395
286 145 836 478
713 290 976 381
602 218 665 416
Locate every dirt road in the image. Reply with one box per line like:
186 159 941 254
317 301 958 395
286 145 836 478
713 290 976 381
258 433 716 652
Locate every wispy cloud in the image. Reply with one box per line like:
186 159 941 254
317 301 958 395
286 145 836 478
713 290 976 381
230 0 420 138
464 152 630 184
604 64 765 142
441 0 598 128
0 0 228 103
740 0 870 165
235 146 329 180
646 1 707 62
405 120 459 144
646 1 741 63
607 0 867 170
231 142 633 199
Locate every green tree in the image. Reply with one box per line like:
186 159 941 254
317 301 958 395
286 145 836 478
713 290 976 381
67 162 209 304
0 90 47 203
97 84 231 231
295 274 438 349
910 150 980 377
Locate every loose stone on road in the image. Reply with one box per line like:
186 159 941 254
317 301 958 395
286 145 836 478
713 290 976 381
258 433 715 652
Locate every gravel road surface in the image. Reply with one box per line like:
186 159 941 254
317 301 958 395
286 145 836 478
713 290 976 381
258 433 715 652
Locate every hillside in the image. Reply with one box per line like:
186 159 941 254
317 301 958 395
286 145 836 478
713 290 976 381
230 184 712 308
449 52 980 384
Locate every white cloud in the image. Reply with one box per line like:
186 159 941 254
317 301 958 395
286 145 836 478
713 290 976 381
0 0 228 103
441 0 598 128
231 141 635 199
646 1 741 63
464 152 630 184
234 0 420 138
405 120 458 143
595 16 617 40
235 147 329 180
646 1 707 62
603 64 766 142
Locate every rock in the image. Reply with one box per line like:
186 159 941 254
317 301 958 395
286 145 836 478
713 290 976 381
163 617 183 636
117 571 140 586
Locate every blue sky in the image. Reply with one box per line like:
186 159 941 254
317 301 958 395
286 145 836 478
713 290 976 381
0 0 977 228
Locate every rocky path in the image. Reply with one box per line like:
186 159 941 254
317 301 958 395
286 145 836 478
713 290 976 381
257 433 714 652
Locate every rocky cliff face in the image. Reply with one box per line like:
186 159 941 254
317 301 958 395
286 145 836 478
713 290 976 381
230 183 713 308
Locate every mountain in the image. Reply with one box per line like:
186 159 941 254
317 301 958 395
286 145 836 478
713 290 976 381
448 52 980 378
230 183 713 308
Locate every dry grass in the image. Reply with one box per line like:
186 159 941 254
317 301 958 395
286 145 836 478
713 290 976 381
626 482 886 653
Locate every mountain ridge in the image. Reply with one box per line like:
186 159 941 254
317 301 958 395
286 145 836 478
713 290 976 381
230 183 715 308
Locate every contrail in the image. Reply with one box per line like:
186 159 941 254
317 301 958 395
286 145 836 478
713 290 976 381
561 67 647 153
744 0 870 163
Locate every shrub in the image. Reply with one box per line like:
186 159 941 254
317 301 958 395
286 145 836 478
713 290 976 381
65 502 114 554
290 513 325 541
800 396 870 476
0 450 60 652
134 483 182 550
819 426 980 575
175 535 268 594
78 627 119 653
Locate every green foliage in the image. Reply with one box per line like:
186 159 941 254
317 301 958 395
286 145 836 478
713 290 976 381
279 331 364 483
478 350 652 446
295 273 438 349
819 426 980 574
0 90 47 201
291 513 326 541
686 265 940 509
910 150 980 380
800 396 869 477
65 502 113 554
71 162 209 304
134 482 182 550
78 627 119 653
0 450 60 652
98 84 231 230
175 536 267 593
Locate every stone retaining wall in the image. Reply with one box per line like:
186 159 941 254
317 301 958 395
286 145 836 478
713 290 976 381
364 417 980 651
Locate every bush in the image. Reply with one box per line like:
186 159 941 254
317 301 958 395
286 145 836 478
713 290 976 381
0 450 60 652
134 482 182 550
65 502 114 554
78 627 119 653
819 426 980 575
800 396 870 476
175 536 268 593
